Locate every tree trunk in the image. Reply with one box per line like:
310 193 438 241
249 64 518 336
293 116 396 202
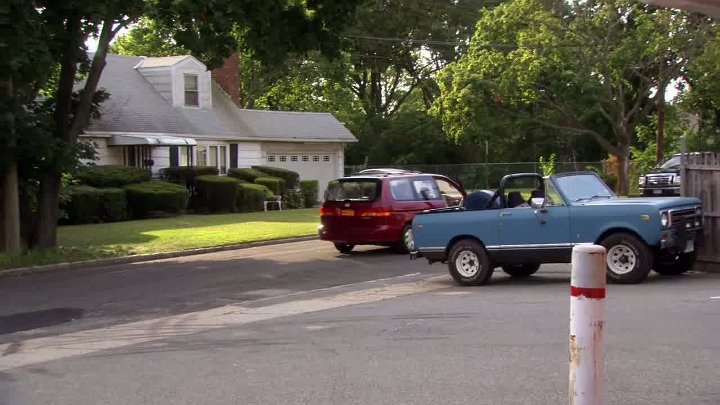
1 74 21 253
656 88 666 164
33 173 61 249
616 150 631 196
0 162 22 253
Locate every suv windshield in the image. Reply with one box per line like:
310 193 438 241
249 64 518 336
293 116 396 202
655 155 680 172
553 173 615 203
325 179 380 202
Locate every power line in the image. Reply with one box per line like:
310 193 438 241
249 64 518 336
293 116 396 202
339 34 585 50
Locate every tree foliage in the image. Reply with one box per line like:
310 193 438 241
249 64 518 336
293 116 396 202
433 0 714 194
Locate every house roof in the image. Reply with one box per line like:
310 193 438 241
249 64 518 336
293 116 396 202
641 0 720 17
134 55 192 68
86 54 357 143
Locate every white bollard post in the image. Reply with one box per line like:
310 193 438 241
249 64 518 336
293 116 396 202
569 244 607 405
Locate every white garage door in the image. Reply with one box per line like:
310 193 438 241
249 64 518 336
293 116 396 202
265 153 339 204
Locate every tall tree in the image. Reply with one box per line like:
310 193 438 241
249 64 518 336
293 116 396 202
0 0 55 252
433 0 712 195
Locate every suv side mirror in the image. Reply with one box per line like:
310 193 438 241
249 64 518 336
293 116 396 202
529 197 544 209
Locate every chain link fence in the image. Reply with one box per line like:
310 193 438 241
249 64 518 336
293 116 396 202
345 162 606 190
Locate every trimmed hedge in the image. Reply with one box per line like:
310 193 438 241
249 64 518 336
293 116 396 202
300 180 319 208
123 181 189 218
74 165 150 188
63 186 127 224
252 166 299 189
254 176 285 195
162 166 219 185
64 186 102 224
228 168 266 183
195 175 241 213
237 183 273 212
98 187 128 222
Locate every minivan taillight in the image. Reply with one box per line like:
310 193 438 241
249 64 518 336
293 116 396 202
358 208 392 217
320 207 339 216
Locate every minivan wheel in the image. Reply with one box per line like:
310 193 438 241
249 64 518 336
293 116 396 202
447 239 493 286
599 233 651 284
334 243 355 254
394 225 414 254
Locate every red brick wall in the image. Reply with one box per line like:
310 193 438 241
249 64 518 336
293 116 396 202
212 53 241 107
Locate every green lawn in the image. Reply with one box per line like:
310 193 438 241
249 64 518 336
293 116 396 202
0 209 320 270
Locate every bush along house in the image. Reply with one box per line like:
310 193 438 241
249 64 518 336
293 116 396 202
81 53 357 202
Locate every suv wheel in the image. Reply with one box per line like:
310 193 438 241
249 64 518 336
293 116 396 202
501 264 541 278
334 243 355 254
653 250 697 275
599 233 652 284
447 239 493 286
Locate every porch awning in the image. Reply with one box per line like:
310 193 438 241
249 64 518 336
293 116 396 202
107 134 197 146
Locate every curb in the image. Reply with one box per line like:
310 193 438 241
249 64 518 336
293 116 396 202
0 236 319 279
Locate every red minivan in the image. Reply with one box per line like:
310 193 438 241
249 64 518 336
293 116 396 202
319 170 465 254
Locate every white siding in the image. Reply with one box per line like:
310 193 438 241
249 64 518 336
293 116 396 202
82 137 123 165
238 142 262 167
151 148 170 177
172 59 212 109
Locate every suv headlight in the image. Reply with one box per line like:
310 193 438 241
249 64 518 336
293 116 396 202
661 212 669 227
673 176 681 185
638 176 645 186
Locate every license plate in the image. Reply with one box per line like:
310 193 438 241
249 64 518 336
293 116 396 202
341 209 354 216
684 240 694 253
653 190 662 195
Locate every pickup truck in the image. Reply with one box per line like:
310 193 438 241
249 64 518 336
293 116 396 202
411 171 704 286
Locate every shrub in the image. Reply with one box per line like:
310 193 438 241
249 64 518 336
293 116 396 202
162 166 219 185
283 189 305 209
254 176 285 195
62 186 127 224
74 165 150 188
123 181 189 218
63 185 102 224
237 183 272 212
228 168 266 182
194 175 241 213
252 166 299 189
300 180 319 208
98 188 127 222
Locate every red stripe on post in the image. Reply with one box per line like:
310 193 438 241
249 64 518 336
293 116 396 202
570 286 606 299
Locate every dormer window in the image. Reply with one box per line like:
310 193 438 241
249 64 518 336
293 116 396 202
184 74 199 107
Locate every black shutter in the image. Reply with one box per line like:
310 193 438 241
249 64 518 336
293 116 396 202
230 144 238 168
169 146 179 166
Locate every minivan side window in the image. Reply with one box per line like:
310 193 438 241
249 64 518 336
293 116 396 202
390 179 415 201
390 178 442 201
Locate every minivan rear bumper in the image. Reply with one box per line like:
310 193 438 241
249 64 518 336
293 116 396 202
318 223 401 245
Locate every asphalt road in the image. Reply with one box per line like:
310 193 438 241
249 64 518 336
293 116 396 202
1 240 719 404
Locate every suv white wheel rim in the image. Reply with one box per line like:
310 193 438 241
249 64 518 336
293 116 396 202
607 245 636 275
456 250 480 278
404 228 414 251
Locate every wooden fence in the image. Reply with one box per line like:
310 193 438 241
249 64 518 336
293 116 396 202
682 152 720 272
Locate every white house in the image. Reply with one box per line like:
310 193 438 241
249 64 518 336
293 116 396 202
82 53 357 201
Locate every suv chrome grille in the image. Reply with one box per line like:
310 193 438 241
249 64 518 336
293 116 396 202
647 175 672 186
669 207 702 231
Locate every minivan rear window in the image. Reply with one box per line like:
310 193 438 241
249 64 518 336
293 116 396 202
325 179 380 202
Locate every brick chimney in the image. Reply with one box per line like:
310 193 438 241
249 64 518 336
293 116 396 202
211 53 241 107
